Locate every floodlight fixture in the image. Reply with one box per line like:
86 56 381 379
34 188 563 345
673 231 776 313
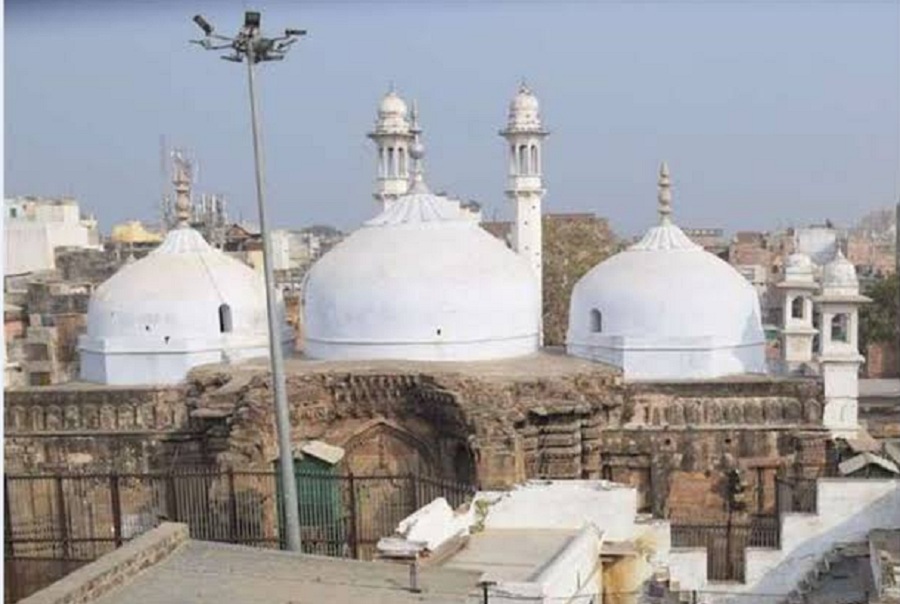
193 14 214 36
244 11 261 30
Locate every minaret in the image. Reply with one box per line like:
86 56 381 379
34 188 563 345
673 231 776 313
500 82 548 340
407 100 427 193
776 252 818 374
814 248 871 437
657 161 672 224
171 150 193 228
368 87 413 212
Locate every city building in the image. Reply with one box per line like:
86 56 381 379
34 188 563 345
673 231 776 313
4 196 100 275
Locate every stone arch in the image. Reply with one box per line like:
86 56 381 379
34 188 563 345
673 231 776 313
744 401 763 424
45 406 62 431
339 419 439 477
804 399 822 424
29 407 44 431
83 405 100 430
64 406 80 430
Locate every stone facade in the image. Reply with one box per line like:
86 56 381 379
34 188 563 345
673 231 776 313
4 386 190 473
185 355 827 519
4 353 829 521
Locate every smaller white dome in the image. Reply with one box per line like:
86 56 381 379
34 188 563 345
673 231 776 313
783 252 815 283
79 227 292 385
822 249 859 295
378 90 408 119
566 163 766 380
506 83 543 131
374 90 411 135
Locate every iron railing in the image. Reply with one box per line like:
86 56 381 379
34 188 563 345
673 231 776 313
4 469 475 603
775 476 818 514
671 515 780 583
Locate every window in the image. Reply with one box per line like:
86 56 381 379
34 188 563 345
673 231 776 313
530 145 539 174
398 147 407 177
387 147 395 177
518 145 528 175
590 309 602 333
831 314 848 343
218 304 233 333
790 297 804 320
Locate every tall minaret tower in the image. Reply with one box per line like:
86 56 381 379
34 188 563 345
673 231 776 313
777 252 819 374
815 248 871 437
368 87 413 212
500 83 548 338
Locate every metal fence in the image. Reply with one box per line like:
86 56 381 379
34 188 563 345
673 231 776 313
4 469 475 603
671 515 780 582
775 476 818 514
669 477 817 583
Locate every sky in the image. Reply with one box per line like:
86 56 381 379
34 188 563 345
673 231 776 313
5 0 900 237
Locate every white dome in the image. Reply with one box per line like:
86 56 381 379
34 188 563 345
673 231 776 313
506 83 543 131
79 227 292 385
821 249 859 295
302 185 540 361
379 90 408 118
374 90 410 134
566 166 765 380
783 252 815 283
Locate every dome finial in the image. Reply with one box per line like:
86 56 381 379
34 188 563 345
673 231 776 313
408 100 428 193
657 161 672 225
519 77 530 94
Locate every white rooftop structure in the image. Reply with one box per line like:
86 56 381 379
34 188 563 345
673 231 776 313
302 125 540 362
79 155 292 386
378 480 670 604
566 162 767 380
4 196 99 275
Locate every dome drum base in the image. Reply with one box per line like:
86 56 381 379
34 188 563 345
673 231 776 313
80 338 292 386
567 336 767 381
303 334 539 362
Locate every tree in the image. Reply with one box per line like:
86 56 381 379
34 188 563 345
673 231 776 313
542 215 619 346
859 272 899 354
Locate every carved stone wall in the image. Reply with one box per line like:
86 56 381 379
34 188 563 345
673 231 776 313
4 387 196 473
186 362 827 519
4 358 829 521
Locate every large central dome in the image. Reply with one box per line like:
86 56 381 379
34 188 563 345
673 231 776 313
302 179 540 362
566 163 766 380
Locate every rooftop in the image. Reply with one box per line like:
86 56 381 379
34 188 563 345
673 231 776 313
23 524 481 604
440 529 578 583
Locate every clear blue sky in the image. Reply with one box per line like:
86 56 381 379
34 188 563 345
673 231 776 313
5 0 900 237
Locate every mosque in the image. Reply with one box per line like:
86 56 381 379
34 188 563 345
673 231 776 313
62 83 872 516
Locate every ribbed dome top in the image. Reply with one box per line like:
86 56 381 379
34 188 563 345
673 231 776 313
364 182 468 226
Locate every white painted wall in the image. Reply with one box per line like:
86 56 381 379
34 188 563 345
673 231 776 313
668 478 900 603
479 481 640 542
4 222 93 275
488 525 602 604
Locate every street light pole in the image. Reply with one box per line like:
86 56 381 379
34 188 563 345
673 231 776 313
191 11 306 552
